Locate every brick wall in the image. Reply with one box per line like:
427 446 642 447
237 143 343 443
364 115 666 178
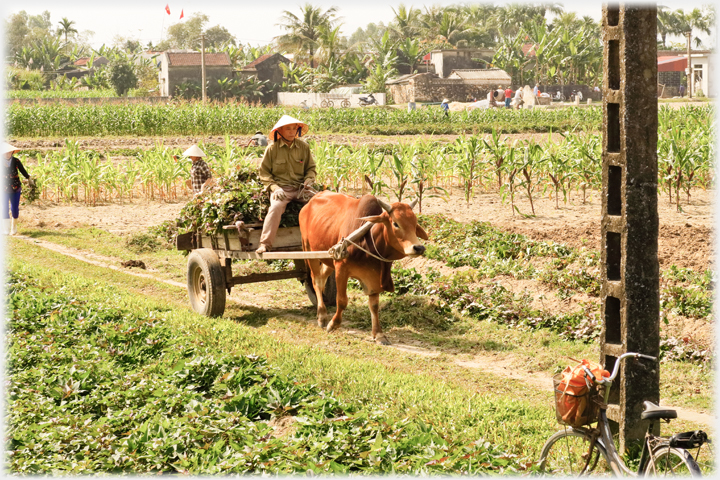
388 75 498 103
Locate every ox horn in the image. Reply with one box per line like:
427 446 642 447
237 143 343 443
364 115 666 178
377 198 392 213
409 198 418 210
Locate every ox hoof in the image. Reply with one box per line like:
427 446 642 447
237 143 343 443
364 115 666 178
317 316 329 328
326 321 341 333
374 335 391 346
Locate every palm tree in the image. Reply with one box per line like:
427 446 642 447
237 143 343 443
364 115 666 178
315 24 345 66
390 4 421 41
657 6 677 49
275 4 338 67
672 7 713 48
57 17 78 44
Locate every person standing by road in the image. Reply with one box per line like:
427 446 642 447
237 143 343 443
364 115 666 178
3 142 31 235
174 145 213 195
256 115 316 254
504 86 513 108
533 83 539 97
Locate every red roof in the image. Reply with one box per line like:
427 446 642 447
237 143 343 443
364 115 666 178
522 44 536 57
658 56 687 72
166 52 231 67
243 53 273 69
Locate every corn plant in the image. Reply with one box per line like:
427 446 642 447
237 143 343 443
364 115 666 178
500 143 520 215
542 137 573 209
410 152 447 214
454 136 484 205
517 140 542 216
482 127 507 190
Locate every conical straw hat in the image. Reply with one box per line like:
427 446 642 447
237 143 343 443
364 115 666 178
2 142 20 154
182 145 206 157
270 115 309 137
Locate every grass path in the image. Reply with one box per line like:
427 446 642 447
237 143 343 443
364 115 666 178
9 233 715 429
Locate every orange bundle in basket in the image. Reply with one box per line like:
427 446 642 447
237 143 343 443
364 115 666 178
555 359 610 427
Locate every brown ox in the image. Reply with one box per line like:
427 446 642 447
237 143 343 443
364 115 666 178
299 191 428 345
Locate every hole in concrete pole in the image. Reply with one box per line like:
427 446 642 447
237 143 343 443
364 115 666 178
608 40 620 90
608 165 622 216
607 103 621 152
605 296 621 344
607 4 619 26
606 231 621 281
605 355 620 405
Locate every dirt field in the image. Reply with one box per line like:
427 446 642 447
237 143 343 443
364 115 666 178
20 185 714 272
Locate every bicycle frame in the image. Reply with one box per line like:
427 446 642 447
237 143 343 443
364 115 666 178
577 352 660 476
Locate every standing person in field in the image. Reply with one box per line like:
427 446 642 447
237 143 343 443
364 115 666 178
3 142 31 235
256 115 316 254
174 145 213 195
441 98 450 117
504 86 513 108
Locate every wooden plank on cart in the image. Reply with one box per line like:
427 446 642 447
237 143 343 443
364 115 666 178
199 226 303 252
217 250 332 260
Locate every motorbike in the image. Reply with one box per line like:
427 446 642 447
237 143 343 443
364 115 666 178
358 93 377 106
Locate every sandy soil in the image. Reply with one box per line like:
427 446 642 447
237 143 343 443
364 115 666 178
21 186 714 271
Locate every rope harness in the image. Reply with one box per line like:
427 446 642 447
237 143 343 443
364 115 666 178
345 235 393 263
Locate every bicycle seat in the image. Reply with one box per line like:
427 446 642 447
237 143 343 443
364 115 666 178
641 400 677 420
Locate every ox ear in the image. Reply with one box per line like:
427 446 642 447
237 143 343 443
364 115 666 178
359 215 384 224
416 224 428 240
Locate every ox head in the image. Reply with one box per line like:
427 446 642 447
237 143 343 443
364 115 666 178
359 198 428 258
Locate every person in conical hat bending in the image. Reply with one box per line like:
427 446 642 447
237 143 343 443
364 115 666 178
255 115 316 254
3 142 31 235
174 144 213 195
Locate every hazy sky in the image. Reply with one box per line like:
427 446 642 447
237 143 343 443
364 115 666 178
3 1 715 50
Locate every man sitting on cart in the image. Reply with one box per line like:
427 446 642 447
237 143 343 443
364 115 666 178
255 115 316 254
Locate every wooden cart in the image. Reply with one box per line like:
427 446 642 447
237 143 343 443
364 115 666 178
176 221 337 317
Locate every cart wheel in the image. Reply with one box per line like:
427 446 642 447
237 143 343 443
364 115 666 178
341 99 350 108
320 99 328 108
304 271 337 307
187 248 227 317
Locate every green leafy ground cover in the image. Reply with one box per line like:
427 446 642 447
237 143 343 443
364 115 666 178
7 259 548 475
417 214 714 365
6 236 714 474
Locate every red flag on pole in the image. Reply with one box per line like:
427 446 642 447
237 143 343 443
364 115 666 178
165 4 171 14
180 9 184 19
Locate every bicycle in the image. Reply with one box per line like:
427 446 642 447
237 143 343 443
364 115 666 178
538 352 710 476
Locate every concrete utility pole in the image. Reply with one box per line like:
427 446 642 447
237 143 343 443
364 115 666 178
600 3 660 454
686 31 693 98
200 33 207 103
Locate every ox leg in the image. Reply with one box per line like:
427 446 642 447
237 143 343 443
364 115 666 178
309 260 331 328
368 293 390 345
326 264 349 333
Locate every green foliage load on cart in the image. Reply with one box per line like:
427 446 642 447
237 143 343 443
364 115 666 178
175 163 320 236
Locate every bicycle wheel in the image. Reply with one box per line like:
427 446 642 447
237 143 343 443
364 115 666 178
643 445 702 477
539 429 611 476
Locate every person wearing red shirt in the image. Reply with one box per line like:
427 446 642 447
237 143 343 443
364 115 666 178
504 87 513 108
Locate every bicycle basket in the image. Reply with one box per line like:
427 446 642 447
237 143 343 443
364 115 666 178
669 430 709 449
553 373 602 427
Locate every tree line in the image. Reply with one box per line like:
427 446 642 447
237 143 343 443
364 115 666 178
5 3 716 99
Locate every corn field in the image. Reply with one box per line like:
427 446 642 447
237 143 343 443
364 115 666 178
7 101 605 137
23 104 713 216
